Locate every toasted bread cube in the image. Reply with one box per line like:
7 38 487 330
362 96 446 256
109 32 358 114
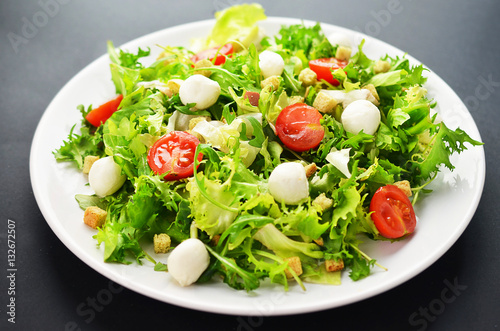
260 76 281 91
313 237 324 246
335 46 352 61
394 180 412 197
288 95 305 105
298 68 317 86
312 193 333 211
313 91 338 114
193 59 214 77
304 163 318 178
166 79 183 95
153 233 171 254
374 60 391 74
363 83 380 102
284 256 303 278
188 116 211 131
83 206 107 229
82 155 99 174
325 258 344 272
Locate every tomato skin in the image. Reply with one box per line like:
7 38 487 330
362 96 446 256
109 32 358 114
85 94 124 127
309 58 348 86
191 43 234 65
370 185 417 239
147 131 203 181
275 103 325 152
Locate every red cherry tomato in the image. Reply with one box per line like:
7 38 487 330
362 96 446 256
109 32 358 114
275 103 325 152
147 131 203 181
191 43 234 65
309 58 348 86
370 185 417 239
85 94 123 127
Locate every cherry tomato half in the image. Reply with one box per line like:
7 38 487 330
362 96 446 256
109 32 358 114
191 43 234 65
370 185 417 239
147 131 203 181
309 58 348 86
85 94 123 127
275 103 325 152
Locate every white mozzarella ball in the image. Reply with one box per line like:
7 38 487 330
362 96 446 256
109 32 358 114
341 100 381 135
88 156 126 197
167 238 210 287
321 89 379 108
327 31 353 48
259 50 285 79
268 162 309 205
179 74 221 110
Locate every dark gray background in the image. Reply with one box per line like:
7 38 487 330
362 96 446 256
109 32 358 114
1 0 499 330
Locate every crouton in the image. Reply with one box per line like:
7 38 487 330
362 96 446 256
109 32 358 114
188 116 211 131
374 60 391 74
313 91 338 114
260 75 281 91
153 233 171 254
288 95 305 105
83 206 107 229
312 193 333 211
363 83 380 102
193 59 213 77
304 163 318 178
335 46 352 61
325 258 344 272
166 79 183 95
82 155 99 174
284 256 303 278
313 237 324 246
298 68 317 86
394 180 412 197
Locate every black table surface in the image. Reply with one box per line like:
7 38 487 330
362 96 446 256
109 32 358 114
1 0 499 330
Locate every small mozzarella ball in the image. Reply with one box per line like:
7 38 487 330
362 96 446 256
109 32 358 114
259 50 285 79
327 31 353 48
341 100 381 135
179 74 221 110
167 238 210 287
88 156 126 197
268 162 309 205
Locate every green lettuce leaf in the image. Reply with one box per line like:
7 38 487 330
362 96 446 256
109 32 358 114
203 3 266 49
253 223 324 261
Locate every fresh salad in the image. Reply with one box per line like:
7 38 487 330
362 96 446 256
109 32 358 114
53 4 481 291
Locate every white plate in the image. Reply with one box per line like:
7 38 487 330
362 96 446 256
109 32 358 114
30 17 485 316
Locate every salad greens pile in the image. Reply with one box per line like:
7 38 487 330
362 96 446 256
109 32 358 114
54 4 481 291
